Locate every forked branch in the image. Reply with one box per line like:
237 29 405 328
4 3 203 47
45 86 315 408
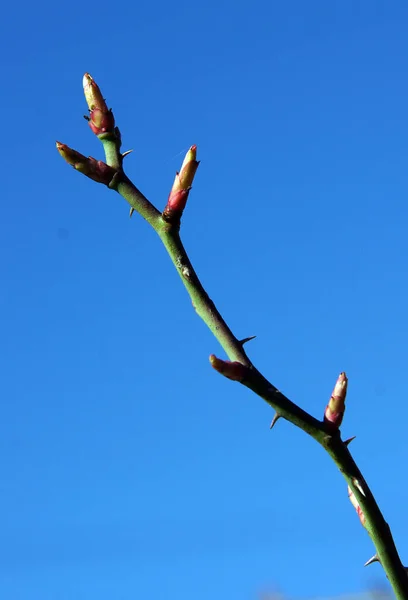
56 74 408 599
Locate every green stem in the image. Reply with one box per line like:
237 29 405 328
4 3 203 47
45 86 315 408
101 143 408 598
102 136 161 228
101 137 122 171
115 176 161 227
324 438 408 599
159 225 250 364
158 224 325 437
163 223 408 596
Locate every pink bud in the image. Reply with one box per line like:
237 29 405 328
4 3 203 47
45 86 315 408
162 146 199 222
87 107 115 135
83 73 115 136
209 354 247 382
165 189 189 214
347 485 366 527
56 142 87 166
178 145 199 189
324 372 348 429
56 142 117 185
83 73 106 110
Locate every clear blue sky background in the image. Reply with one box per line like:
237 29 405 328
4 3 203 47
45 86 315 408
1 1 408 599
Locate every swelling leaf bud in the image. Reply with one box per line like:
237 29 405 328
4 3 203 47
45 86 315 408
163 145 199 222
83 73 115 136
324 372 348 429
209 354 248 382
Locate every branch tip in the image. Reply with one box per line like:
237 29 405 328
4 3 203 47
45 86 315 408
83 72 115 136
56 141 117 186
162 146 199 222
324 371 348 429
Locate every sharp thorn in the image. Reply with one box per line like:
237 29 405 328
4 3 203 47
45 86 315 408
352 478 366 497
122 149 133 158
240 335 256 346
364 554 380 567
129 207 135 218
270 413 281 429
344 436 356 446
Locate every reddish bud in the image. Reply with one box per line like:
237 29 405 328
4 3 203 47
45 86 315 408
348 485 366 527
86 107 115 135
209 354 248 382
83 73 115 136
56 142 117 185
177 145 199 189
83 73 106 110
162 145 199 222
324 372 348 429
56 142 87 167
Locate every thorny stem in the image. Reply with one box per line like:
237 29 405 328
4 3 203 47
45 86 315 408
111 170 408 599
160 227 250 364
115 175 161 227
60 104 408 598
324 438 408 599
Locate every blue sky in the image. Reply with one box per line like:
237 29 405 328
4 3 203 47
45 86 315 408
1 1 408 598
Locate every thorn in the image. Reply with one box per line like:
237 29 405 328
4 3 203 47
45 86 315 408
240 335 256 346
344 435 356 446
352 478 366 497
270 413 281 429
364 554 381 567
129 207 135 218
122 149 133 158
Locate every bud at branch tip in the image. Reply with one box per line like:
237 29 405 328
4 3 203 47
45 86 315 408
324 372 348 429
163 145 200 222
83 72 115 136
56 141 117 186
